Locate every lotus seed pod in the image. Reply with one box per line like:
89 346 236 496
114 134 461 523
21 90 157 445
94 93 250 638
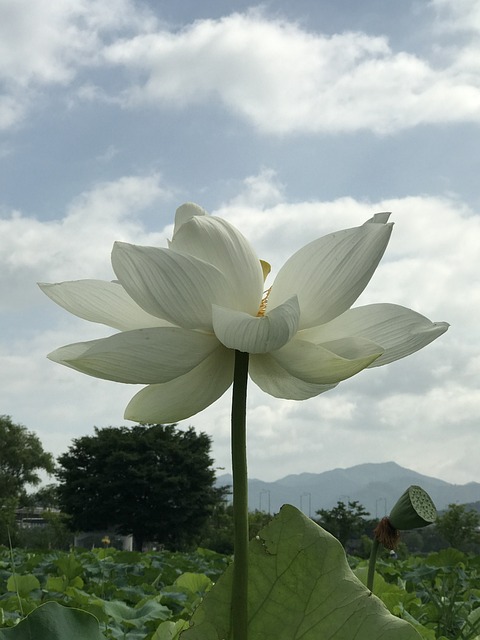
388 485 437 530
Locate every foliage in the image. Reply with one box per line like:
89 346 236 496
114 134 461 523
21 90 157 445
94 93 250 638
0 545 228 638
56 424 224 551
183 505 421 639
0 416 55 493
315 500 370 547
0 602 107 640
15 511 73 551
0 416 55 545
1 537 480 639
435 504 480 550
354 548 480 640
20 484 60 509
198 506 274 554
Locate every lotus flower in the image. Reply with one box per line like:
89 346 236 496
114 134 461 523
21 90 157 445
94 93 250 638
40 203 448 423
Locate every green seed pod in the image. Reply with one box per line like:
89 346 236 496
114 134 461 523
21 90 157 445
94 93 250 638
388 485 437 530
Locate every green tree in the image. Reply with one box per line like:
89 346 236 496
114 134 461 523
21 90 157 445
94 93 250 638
56 424 223 551
315 500 370 547
435 503 480 549
0 415 55 543
22 483 60 509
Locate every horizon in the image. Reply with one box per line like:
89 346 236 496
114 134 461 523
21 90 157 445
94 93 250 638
215 460 480 487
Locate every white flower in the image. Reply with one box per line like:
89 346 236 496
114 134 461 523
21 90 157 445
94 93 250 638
40 203 448 422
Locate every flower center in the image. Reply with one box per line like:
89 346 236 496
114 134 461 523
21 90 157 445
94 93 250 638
257 287 272 317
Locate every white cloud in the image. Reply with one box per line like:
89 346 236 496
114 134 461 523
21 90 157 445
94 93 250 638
0 0 156 128
102 11 480 134
2 169 478 483
431 0 480 33
0 0 156 86
204 172 477 482
2 4 480 134
0 174 170 310
0 92 26 130
215 174 479 331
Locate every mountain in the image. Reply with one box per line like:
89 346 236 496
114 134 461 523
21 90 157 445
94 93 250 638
215 462 480 517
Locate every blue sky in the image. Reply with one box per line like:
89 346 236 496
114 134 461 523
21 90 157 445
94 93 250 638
1 0 479 486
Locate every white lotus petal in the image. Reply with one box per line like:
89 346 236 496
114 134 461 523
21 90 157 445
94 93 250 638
47 328 218 383
366 212 391 223
250 353 337 400
124 346 234 423
268 215 393 329
300 303 450 367
38 280 169 331
112 242 236 330
271 336 383 384
173 202 207 237
170 213 264 315
47 342 91 372
212 296 300 354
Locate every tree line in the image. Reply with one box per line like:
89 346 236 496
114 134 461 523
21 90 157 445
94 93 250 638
1 415 225 551
1 415 479 555
314 498 480 557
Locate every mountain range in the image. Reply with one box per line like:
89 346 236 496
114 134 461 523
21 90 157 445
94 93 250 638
216 462 480 518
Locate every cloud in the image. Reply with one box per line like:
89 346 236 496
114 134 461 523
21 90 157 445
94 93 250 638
431 0 480 33
102 11 480 135
2 169 477 483
0 0 156 129
3 4 480 134
215 172 478 330
0 174 170 311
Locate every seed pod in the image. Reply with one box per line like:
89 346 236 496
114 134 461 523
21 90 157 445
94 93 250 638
373 485 437 550
388 485 437 530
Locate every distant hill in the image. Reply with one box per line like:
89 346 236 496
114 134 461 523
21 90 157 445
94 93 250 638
215 462 480 517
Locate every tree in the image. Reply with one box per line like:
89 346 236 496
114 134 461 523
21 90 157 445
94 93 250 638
0 415 55 543
56 424 223 550
435 503 480 549
21 483 60 509
315 500 370 547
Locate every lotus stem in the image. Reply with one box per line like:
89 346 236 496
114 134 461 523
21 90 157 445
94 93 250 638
368 517 400 591
367 538 380 592
231 350 250 640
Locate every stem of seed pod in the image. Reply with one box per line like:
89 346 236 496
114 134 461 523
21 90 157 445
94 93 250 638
367 538 380 591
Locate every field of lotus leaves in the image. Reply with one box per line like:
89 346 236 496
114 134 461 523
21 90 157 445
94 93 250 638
0 545 479 639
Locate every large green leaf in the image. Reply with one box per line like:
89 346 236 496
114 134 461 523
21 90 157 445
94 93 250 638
174 572 212 595
0 601 106 640
6 575 40 598
102 598 171 628
181 505 422 640
54 554 84 580
153 620 190 640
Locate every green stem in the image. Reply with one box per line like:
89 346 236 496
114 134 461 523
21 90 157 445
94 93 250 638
367 538 380 591
231 350 250 640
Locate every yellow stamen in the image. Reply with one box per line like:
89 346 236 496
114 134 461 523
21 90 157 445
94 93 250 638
257 287 272 317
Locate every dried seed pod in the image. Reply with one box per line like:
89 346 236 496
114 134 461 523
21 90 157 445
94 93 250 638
373 517 400 550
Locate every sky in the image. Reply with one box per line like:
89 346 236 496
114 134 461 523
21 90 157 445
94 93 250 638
1 0 479 487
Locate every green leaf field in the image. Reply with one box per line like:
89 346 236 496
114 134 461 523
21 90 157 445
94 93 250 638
1 518 479 639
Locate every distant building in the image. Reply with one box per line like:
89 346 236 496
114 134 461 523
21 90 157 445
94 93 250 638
15 506 60 528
